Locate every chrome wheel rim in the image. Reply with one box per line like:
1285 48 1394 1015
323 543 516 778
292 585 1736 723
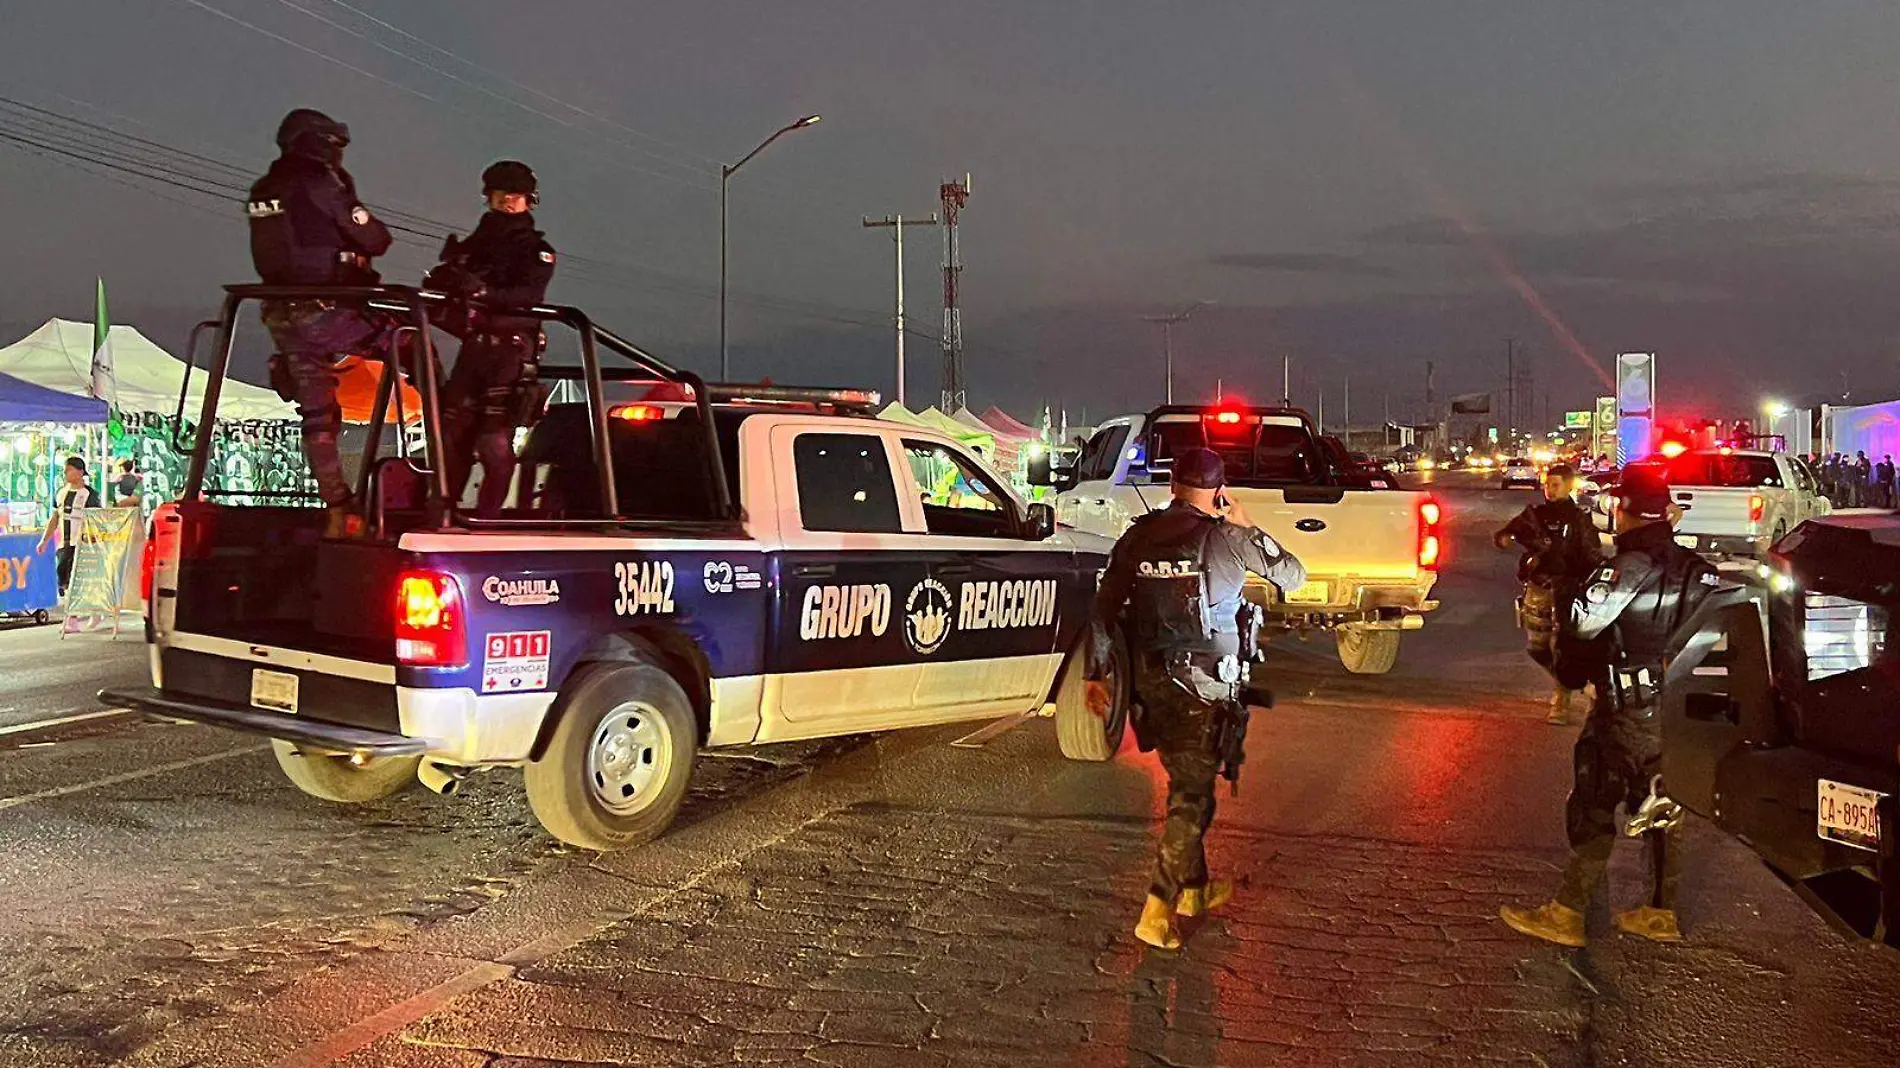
585 701 672 815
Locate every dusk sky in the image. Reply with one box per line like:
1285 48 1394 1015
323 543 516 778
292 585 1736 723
7 1 1900 422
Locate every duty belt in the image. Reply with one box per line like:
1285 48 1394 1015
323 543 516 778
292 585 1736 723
470 331 535 348
337 251 370 269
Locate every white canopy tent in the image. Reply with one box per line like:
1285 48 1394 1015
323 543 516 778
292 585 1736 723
0 319 294 421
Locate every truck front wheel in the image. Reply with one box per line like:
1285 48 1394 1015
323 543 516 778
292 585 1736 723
525 663 697 851
1053 632 1129 761
271 740 419 803
1335 627 1403 675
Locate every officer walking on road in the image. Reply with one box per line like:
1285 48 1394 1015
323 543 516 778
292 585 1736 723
1494 462 1603 725
1500 464 1721 947
247 108 393 538
427 161 556 518
1085 448 1307 950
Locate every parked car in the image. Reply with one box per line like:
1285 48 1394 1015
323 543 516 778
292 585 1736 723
1665 449 1831 561
1500 457 1540 489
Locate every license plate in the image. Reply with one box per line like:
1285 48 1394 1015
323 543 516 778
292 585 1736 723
1674 534 1698 548
1283 580 1330 605
251 669 300 714
1817 778 1885 852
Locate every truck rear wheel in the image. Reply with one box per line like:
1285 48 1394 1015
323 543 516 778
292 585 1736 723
1054 632 1128 761
525 663 697 851
1336 627 1402 675
271 740 419 803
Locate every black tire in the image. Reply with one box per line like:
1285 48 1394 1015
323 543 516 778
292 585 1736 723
1336 627 1403 675
271 739 419 803
32 609 49 624
1053 631 1128 761
524 662 697 851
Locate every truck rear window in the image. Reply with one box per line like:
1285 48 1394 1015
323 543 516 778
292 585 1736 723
1668 454 1782 488
1149 420 1325 485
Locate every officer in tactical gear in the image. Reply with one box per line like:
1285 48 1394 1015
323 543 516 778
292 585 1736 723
1086 447 1306 950
1494 461 1604 725
248 108 393 537
1500 464 1722 947
426 160 556 518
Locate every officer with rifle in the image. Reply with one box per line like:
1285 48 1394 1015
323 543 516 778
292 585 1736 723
425 160 557 518
1494 461 1604 725
1500 464 1723 947
1085 447 1306 950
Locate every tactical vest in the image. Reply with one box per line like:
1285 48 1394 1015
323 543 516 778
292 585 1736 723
1126 513 1241 699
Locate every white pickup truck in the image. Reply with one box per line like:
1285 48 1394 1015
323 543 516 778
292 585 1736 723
1662 449 1830 560
1041 404 1443 674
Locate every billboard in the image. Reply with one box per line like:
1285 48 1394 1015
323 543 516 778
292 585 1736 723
1592 395 1617 462
1563 410 1592 428
1615 353 1655 464
1449 392 1491 415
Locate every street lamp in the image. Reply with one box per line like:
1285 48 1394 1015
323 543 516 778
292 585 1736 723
1763 400 1790 420
1142 300 1212 404
719 114 821 381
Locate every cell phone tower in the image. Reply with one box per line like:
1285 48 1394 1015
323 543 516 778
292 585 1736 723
939 174 971 412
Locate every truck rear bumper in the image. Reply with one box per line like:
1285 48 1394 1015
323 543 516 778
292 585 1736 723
101 685 429 757
1678 532 1771 558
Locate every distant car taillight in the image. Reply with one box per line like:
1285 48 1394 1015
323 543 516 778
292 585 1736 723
1418 497 1444 571
394 570 466 667
1749 494 1766 524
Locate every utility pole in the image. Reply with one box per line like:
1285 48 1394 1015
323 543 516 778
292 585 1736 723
719 114 822 381
1343 372 1351 427
1425 358 1435 420
939 174 971 412
1282 356 1291 408
862 212 939 408
1142 300 1211 404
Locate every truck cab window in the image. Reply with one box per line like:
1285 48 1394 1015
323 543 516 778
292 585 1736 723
792 433 903 533
1077 425 1129 481
902 440 1019 539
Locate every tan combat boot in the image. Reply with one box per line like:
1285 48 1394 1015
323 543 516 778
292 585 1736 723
1499 900 1586 947
1614 906 1683 943
1134 893 1182 950
1176 880 1234 918
1546 688 1577 726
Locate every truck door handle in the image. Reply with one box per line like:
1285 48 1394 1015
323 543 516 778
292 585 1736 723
1090 498 1108 506
792 562 836 578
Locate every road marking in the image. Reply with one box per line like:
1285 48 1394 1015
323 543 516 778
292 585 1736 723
0 707 132 737
0 745 266 812
950 712 1033 749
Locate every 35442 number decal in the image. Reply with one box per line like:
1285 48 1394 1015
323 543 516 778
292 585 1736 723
614 560 676 616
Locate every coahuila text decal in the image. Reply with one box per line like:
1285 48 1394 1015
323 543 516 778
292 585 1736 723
800 583 891 640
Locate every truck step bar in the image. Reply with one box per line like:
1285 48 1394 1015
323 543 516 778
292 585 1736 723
99 687 430 758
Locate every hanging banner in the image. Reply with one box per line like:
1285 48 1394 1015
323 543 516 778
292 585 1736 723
0 533 57 615
64 507 140 617
1563 411 1592 428
1616 354 1656 465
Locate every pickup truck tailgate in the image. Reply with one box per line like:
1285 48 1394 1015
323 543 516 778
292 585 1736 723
1673 487 1762 538
1231 485 1426 581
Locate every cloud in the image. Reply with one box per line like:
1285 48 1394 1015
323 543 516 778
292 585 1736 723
1207 252 1395 278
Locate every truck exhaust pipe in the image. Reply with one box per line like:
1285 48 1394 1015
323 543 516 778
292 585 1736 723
417 760 466 796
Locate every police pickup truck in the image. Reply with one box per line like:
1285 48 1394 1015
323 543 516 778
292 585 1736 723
1663 514 1898 947
105 285 1130 851
1042 404 1443 674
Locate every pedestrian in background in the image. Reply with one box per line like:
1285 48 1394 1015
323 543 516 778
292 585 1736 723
112 459 142 509
1879 455 1897 510
1854 451 1873 507
1494 462 1603 725
37 457 100 595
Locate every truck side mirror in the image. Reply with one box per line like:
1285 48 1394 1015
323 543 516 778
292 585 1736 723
1026 450 1054 486
1024 502 1057 540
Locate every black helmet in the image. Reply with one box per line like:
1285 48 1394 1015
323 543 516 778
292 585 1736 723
276 108 349 160
481 160 538 202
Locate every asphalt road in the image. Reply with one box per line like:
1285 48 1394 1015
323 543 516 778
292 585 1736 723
1 472 1896 1067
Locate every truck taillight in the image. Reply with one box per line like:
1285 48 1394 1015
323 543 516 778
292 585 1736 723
1749 494 1765 523
143 502 182 606
394 570 466 667
1418 497 1444 571
139 538 157 603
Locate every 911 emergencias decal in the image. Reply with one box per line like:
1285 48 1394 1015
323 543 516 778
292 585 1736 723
483 631 550 692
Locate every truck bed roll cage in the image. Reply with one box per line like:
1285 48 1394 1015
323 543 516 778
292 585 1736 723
176 283 733 529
